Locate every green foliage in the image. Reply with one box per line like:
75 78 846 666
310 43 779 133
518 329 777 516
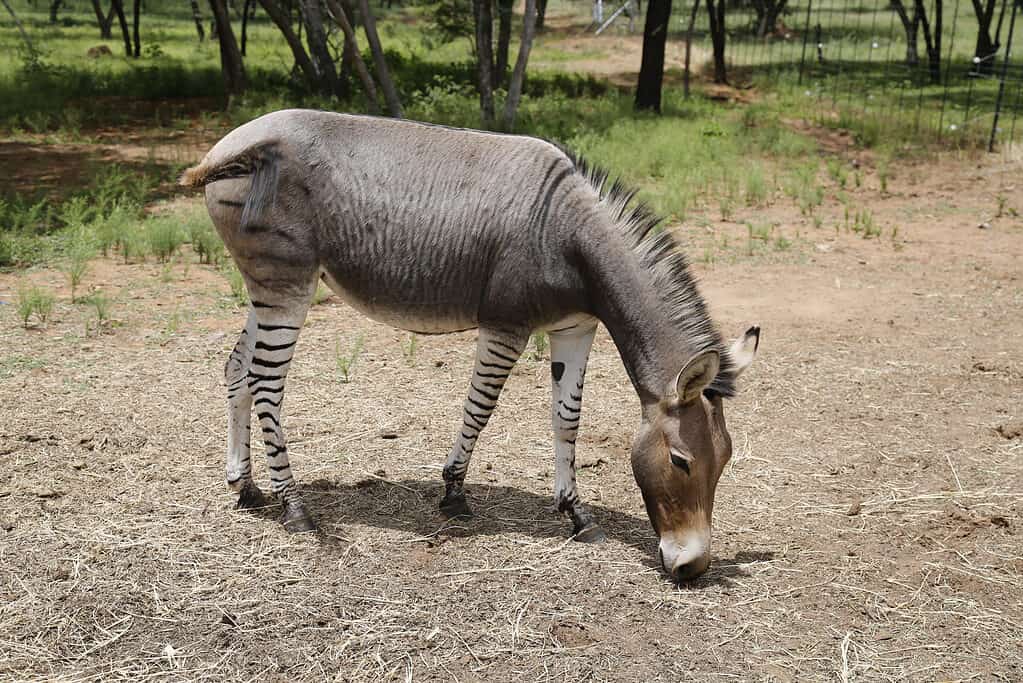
530 332 548 361
402 333 419 366
222 261 248 307
191 224 225 265
17 283 55 327
744 165 768 207
85 290 111 325
335 336 365 383
62 234 94 302
145 218 184 262
313 283 331 305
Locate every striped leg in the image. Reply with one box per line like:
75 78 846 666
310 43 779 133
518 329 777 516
440 328 529 518
550 325 605 542
246 297 314 532
225 309 266 509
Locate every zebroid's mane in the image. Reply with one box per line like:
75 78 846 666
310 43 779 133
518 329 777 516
563 150 737 398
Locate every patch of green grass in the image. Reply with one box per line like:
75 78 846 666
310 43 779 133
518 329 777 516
530 332 548 361
145 218 184 262
222 261 248 307
335 335 365 383
62 236 94 303
402 333 419 366
17 283 55 327
0 355 46 379
744 165 768 207
84 289 112 328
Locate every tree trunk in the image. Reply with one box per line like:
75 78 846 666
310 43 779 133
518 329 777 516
324 0 381 113
258 0 320 91
496 0 514 85
503 0 537 130
707 0 727 84
131 0 141 57
473 0 495 125
189 0 205 40
48 0 61 23
90 0 114 38
684 0 701 98
208 0 247 98
756 0 787 37
1 0 34 53
891 0 920 66
536 0 548 30
298 0 345 98
914 0 941 84
110 0 133 56
241 0 251 54
636 0 673 111
971 0 998 74
358 0 403 116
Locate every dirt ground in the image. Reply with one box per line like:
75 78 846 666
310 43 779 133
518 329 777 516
1 131 1022 682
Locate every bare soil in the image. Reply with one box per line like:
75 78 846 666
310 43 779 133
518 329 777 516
1 137 1021 681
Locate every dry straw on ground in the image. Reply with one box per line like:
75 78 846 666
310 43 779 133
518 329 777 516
1 151 1021 681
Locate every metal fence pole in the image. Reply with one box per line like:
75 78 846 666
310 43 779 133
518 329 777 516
989 0 1019 150
798 0 813 84
937 0 961 138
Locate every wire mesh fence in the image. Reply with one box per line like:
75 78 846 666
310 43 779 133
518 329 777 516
695 0 1023 150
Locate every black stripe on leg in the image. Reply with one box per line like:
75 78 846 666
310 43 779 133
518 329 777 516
488 349 518 364
255 340 296 352
257 411 281 427
480 360 514 371
251 357 291 369
467 396 495 411
490 339 521 354
258 323 300 332
471 384 499 402
255 396 283 408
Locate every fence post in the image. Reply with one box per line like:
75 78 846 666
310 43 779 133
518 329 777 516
798 0 813 84
989 0 1019 151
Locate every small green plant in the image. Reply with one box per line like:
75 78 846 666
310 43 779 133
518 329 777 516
86 290 111 327
854 169 863 188
744 166 768 207
335 335 365 383
877 157 891 194
402 333 419 365
63 240 93 303
16 285 35 327
851 209 881 238
996 194 1008 218
223 263 248 307
120 233 148 264
827 159 848 189
146 219 184 262
313 283 331 305
530 332 549 361
19 285 56 326
774 234 792 250
189 220 225 265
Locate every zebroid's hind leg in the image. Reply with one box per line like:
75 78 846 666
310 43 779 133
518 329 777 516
440 328 529 518
224 308 269 510
549 325 606 543
244 283 316 533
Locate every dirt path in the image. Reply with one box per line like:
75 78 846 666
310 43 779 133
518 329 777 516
0 146 1021 680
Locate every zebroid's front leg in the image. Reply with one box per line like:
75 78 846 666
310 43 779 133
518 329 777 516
440 328 529 518
549 325 606 542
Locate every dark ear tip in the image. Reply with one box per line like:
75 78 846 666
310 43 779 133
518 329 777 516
746 325 761 351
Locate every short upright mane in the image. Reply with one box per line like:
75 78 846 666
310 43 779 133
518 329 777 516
564 151 736 397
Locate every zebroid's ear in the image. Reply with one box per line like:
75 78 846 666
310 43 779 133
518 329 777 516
674 350 720 404
729 325 760 378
